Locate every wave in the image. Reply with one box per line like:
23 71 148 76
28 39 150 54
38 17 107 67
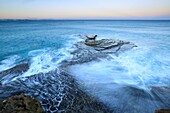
66 45 170 112
0 34 170 113
68 46 170 88
0 55 22 72
9 34 82 81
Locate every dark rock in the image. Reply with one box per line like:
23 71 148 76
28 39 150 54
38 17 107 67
155 109 170 113
0 63 29 85
85 34 97 40
84 39 136 51
0 62 29 77
151 86 170 108
0 93 44 113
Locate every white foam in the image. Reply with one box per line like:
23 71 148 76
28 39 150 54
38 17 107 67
67 44 170 112
17 35 79 79
68 46 170 89
0 55 21 72
20 48 71 78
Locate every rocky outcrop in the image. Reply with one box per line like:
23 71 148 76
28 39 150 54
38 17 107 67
85 39 136 51
0 93 44 113
68 37 137 65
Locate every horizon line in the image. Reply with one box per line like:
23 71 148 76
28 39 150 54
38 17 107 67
0 18 170 21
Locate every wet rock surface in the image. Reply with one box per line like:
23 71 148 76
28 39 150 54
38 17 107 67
67 38 137 65
0 37 170 113
0 63 29 85
0 63 29 78
0 37 137 113
0 67 110 113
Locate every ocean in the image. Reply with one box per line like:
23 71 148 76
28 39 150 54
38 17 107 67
0 20 170 112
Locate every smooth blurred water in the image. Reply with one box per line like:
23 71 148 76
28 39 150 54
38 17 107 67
0 20 170 82
0 20 170 112
1 20 170 77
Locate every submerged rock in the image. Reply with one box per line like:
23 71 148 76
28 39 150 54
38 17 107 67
0 93 44 113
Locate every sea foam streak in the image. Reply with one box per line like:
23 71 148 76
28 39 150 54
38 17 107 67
68 46 170 88
0 20 170 112
12 35 80 80
67 44 170 112
0 55 21 72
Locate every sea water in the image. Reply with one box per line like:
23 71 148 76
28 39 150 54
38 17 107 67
0 20 170 112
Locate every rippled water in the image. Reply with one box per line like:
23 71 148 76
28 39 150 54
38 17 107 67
0 20 170 112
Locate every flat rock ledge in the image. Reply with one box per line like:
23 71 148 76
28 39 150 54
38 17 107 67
85 39 134 50
67 38 137 65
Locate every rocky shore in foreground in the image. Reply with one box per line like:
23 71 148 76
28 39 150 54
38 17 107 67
0 66 110 113
0 35 137 113
0 93 44 113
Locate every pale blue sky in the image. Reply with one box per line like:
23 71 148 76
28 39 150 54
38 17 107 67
0 0 170 19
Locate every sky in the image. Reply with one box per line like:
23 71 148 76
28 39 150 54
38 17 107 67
0 0 170 19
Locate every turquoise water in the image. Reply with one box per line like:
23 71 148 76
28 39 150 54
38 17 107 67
0 20 170 85
1 20 170 77
0 20 170 112
0 20 74 59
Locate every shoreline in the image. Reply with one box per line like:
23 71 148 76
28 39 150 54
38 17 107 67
0 37 137 112
0 37 170 113
0 62 111 113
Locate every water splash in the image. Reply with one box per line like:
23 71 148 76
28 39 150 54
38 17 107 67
67 45 170 112
0 55 21 72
